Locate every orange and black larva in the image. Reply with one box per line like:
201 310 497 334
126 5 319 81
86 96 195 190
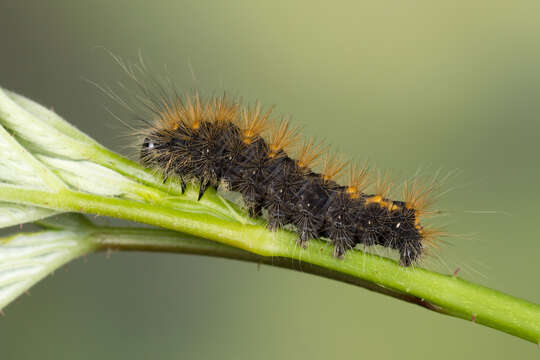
139 94 435 266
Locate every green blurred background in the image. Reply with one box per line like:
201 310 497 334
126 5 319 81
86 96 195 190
1 1 539 358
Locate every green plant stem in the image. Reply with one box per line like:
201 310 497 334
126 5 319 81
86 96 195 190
89 226 444 312
1 184 539 344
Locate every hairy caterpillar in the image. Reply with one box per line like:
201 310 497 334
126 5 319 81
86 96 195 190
131 87 441 266
97 54 445 266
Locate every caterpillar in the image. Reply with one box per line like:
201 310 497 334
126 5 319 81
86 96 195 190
134 91 441 266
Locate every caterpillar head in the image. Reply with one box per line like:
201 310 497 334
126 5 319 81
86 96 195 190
140 131 179 167
140 135 161 165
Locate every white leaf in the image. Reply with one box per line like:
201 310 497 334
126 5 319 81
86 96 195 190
0 124 51 189
0 202 59 228
0 87 94 160
0 228 96 311
37 155 149 200
7 90 96 145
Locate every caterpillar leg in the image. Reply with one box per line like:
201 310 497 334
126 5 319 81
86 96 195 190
296 227 315 248
398 239 423 267
267 211 287 231
198 178 211 201
331 236 355 258
248 203 263 218
293 212 321 249
180 177 186 194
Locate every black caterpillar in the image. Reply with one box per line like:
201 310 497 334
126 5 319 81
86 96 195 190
138 94 438 266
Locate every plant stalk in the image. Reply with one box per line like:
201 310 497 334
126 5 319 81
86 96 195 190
2 185 539 344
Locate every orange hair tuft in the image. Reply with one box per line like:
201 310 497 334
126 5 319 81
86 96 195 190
374 170 394 198
155 96 183 132
346 162 370 198
211 95 239 124
322 153 348 182
402 178 437 215
238 102 271 144
296 138 325 170
267 118 300 157
181 92 206 130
